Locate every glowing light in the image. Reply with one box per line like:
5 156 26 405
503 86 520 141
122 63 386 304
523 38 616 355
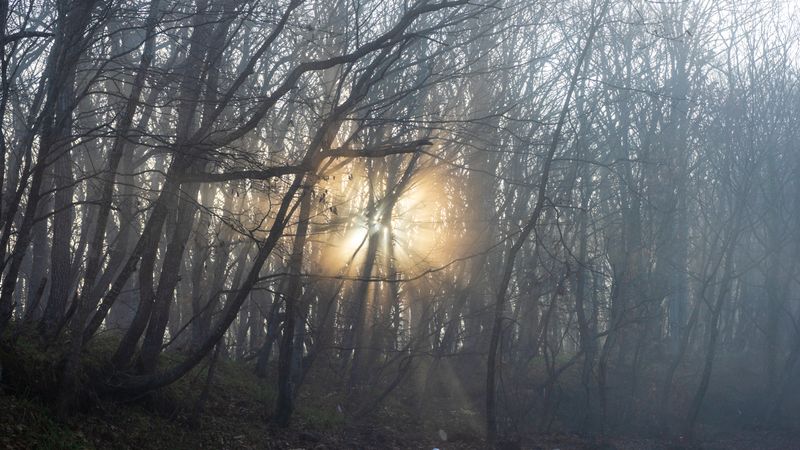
343 225 369 257
316 159 461 279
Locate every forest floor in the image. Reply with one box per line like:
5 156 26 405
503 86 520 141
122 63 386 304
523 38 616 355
1 337 799 449
2 385 798 450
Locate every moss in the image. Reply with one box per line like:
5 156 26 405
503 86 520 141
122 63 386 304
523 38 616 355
296 403 346 429
214 358 277 406
0 336 62 399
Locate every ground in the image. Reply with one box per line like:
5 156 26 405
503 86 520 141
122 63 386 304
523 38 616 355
2 389 799 450
1 337 799 449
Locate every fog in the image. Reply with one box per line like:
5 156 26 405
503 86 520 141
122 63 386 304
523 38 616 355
0 0 799 448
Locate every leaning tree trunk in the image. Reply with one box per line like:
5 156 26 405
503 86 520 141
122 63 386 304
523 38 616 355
275 188 312 426
485 3 607 443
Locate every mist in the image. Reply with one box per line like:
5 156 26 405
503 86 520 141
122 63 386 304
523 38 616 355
1 0 799 448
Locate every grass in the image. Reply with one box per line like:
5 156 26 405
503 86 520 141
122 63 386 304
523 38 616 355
0 394 89 450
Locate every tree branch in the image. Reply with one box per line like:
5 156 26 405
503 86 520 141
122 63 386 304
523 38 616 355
2 31 54 45
179 139 433 183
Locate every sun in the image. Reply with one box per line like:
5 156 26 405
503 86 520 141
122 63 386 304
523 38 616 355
316 160 455 279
